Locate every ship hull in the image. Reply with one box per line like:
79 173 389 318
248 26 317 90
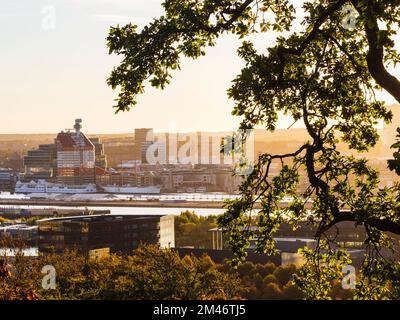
15 180 97 194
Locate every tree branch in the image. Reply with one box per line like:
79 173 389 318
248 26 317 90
350 0 400 103
276 0 348 80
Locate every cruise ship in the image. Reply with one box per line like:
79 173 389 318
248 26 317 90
100 185 161 194
15 180 97 194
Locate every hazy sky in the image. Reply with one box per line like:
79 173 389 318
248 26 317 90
0 0 398 134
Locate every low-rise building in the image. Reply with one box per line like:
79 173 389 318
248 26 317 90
37 214 175 255
97 170 155 187
159 166 242 193
208 227 366 266
0 224 38 242
0 168 18 192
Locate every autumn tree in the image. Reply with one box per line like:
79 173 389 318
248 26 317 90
0 237 40 300
3 245 242 300
126 245 242 300
107 0 400 299
233 261 304 299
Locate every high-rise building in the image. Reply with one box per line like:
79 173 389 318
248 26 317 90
144 141 167 165
140 141 154 164
56 119 95 184
134 128 154 162
23 144 57 180
89 137 107 169
22 120 107 185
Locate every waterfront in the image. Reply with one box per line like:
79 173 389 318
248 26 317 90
0 203 226 217
0 191 239 202
0 191 242 216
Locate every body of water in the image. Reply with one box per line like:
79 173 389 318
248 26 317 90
0 204 226 217
0 191 238 216
0 191 240 202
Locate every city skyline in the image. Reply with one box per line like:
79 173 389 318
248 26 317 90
1 0 399 134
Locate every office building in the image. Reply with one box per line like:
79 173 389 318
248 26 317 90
90 137 107 169
96 170 155 187
134 128 154 162
140 140 154 164
37 214 175 255
0 224 38 242
158 166 241 192
23 144 57 181
0 168 18 192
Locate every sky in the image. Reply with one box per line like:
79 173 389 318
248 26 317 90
0 0 398 134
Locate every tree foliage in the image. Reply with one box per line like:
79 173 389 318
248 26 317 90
1 242 357 300
0 245 243 300
175 211 218 248
107 0 400 299
235 261 305 299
